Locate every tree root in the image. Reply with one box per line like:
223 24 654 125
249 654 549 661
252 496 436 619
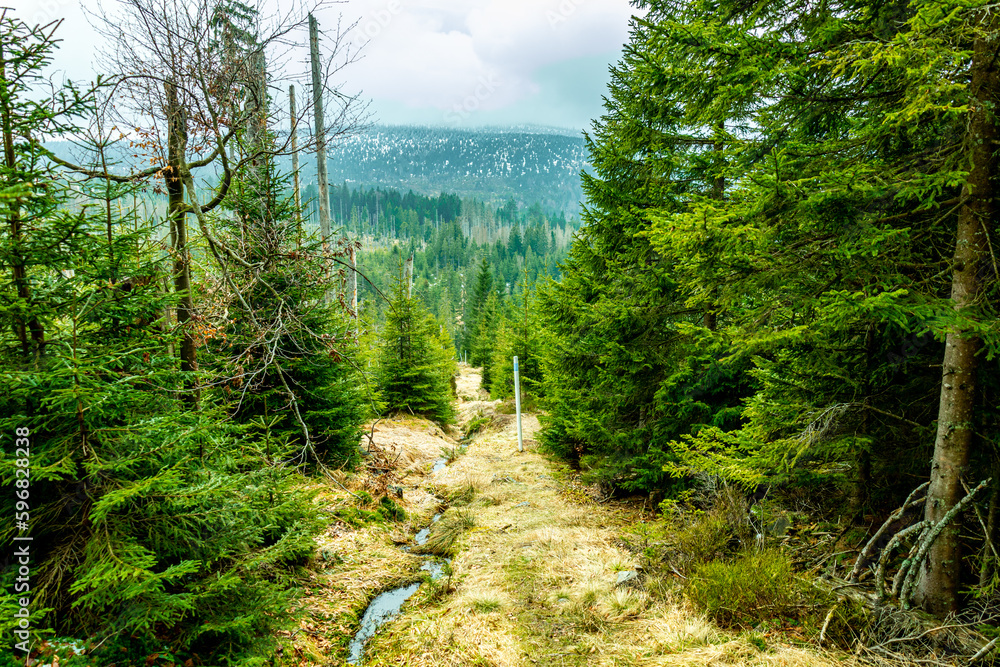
851 478 990 609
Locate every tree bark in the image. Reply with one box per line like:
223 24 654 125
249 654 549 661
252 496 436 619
165 81 199 407
917 13 998 616
309 16 330 240
290 85 303 247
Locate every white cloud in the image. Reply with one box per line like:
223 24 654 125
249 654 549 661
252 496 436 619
7 0 636 127
324 0 635 112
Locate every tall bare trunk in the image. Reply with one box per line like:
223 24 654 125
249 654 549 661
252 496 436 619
290 85 302 247
405 254 413 298
165 81 199 407
309 14 332 304
309 15 330 241
980 466 1000 587
349 245 357 313
917 13 998 616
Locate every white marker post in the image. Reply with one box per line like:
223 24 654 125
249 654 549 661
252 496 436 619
513 356 524 452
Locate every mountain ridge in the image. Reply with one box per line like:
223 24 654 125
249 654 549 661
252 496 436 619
47 124 590 214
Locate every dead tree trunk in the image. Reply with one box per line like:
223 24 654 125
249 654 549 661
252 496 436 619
916 12 998 616
309 13 333 304
349 245 357 313
290 84 302 247
405 253 413 298
980 468 1000 587
309 15 330 242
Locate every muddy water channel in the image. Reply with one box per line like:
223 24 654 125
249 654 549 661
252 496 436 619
345 509 449 664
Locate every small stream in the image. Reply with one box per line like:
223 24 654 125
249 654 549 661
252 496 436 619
346 512 447 664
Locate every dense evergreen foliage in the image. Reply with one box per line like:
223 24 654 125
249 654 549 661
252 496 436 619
342 185 578 364
0 9 359 664
374 267 456 424
536 0 1000 615
5 0 1000 658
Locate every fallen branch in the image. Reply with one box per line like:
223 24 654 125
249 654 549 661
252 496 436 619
862 643 956 667
324 470 366 502
818 604 838 646
970 637 999 663
874 520 930 598
962 478 1000 566
891 537 924 599
883 619 986 646
850 481 929 582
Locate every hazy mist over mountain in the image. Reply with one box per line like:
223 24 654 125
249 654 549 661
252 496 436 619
49 124 590 215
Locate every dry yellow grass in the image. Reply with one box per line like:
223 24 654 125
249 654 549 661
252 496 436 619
290 367 854 666
279 413 461 663
360 385 852 667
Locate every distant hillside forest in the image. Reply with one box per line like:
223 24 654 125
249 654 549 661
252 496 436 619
327 184 580 356
299 125 589 214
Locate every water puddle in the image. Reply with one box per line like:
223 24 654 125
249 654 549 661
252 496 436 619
413 513 441 546
347 512 448 664
431 458 448 473
420 559 446 579
346 582 421 664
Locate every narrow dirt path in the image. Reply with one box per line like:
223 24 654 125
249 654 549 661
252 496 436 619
358 366 840 667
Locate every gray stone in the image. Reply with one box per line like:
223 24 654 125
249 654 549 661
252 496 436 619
615 570 639 587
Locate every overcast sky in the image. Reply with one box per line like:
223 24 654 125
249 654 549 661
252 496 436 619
10 0 636 131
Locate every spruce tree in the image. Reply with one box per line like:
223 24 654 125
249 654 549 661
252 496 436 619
210 122 367 464
464 257 495 365
472 290 501 390
377 267 455 423
539 0 998 615
0 14 322 661
639 0 998 614
537 0 749 494
490 280 541 402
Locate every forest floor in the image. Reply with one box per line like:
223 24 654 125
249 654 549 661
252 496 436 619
288 365 850 667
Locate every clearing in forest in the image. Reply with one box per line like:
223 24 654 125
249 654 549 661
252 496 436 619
294 366 848 667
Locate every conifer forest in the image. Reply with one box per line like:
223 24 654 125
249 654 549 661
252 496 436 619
2 0 1000 665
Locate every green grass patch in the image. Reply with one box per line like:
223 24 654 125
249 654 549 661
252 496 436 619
686 549 799 628
333 495 407 526
414 509 475 557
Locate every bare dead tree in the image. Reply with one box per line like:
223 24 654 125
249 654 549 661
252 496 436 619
49 0 369 409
